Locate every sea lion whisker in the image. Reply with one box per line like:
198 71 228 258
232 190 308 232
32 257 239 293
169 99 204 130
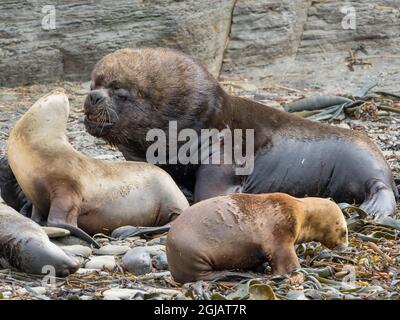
107 107 120 122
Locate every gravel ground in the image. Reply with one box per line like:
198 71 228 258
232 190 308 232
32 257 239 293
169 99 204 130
0 81 399 300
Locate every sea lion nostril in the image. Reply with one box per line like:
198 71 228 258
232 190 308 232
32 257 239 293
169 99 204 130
65 260 80 275
89 90 104 105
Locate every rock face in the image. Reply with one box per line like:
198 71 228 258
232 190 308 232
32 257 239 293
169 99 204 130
0 0 235 86
221 0 400 93
1 0 399 92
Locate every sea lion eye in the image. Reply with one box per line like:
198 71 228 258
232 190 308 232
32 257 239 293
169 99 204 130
114 88 129 101
137 90 144 99
109 81 123 91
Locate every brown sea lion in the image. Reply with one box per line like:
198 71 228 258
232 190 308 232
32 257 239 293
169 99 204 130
6 89 189 247
166 193 349 283
80 48 397 225
0 155 32 216
0 202 79 277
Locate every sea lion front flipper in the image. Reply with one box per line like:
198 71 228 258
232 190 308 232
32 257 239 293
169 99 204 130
359 179 397 220
269 245 300 276
47 194 101 248
111 225 171 239
194 164 241 202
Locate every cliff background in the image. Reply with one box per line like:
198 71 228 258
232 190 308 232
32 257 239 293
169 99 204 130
1 0 399 93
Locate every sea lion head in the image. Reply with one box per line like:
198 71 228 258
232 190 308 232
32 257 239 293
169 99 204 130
84 48 222 158
33 88 69 120
301 198 349 250
317 200 349 250
10 88 69 141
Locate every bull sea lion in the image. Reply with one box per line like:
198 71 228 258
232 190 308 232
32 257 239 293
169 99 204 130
6 89 189 247
166 193 349 283
0 202 79 277
81 48 398 224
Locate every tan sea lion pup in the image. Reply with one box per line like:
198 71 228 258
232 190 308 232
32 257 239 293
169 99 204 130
0 203 79 277
7 89 189 248
166 193 348 283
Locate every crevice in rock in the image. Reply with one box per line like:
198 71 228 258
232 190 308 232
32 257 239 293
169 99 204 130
218 0 239 79
293 0 313 61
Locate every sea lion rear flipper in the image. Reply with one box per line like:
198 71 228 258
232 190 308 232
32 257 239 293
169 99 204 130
47 221 101 248
111 225 171 239
359 179 397 221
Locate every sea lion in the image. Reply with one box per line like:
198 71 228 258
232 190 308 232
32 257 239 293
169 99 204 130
0 155 32 216
166 193 349 283
0 202 79 277
6 89 189 247
81 48 398 223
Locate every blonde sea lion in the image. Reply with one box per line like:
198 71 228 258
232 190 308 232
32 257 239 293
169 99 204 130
7 89 189 248
166 193 348 283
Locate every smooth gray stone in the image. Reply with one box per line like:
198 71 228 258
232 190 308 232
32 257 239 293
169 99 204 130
122 247 152 275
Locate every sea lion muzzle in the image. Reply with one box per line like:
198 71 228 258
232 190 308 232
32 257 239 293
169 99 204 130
87 89 108 106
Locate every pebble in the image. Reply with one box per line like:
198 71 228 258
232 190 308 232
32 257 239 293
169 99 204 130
16 288 28 295
93 244 130 256
304 289 323 299
75 268 108 276
121 245 167 275
286 290 308 300
61 245 92 258
102 288 145 300
152 251 169 270
0 93 19 103
125 236 140 242
92 154 117 160
147 236 167 246
85 256 116 271
30 286 47 295
41 227 70 238
133 239 147 246
146 287 183 299
146 245 166 254
333 123 351 130
122 247 152 275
